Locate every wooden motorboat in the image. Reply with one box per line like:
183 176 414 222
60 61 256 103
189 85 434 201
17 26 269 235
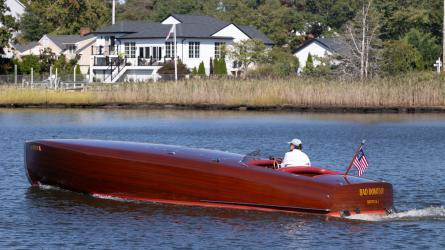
24 139 394 218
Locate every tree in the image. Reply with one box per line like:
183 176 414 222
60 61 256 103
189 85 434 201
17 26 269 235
219 58 228 75
213 57 228 75
342 0 381 80
75 64 83 80
402 28 441 70
0 0 18 52
268 47 299 77
303 53 315 75
213 57 220 74
20 0 110 41
39 48 57 73
118 0 156 20
209 57 214 75
381 40 422 75
20 10 53 41
197 61 206 75
377 1 442 40
229 39 268 76
18 55 41 74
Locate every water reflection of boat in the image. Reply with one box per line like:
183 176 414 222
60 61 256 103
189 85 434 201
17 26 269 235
25 139 394 218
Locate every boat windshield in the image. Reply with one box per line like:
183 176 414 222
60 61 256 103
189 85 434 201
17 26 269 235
241 149 261 165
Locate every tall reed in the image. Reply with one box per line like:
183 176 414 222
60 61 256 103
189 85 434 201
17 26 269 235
1 73 444 107
93 73 445 107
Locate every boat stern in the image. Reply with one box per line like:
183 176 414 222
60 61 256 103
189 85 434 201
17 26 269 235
327 176 394 218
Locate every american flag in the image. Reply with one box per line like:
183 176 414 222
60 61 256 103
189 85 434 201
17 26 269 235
353 149 369 176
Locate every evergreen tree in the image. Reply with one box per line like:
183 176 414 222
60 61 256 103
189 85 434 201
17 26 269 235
219 58 228 75
303 53 314 75
209 57 214 75
214 57 226 75
197 61 206 75
75 64 83 80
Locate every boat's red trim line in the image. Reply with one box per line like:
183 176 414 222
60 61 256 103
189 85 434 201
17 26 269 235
93 192 301 213
327 210 387 218
200 200 330 214
92 192 388 217
94 192 332 214
83 192 390 218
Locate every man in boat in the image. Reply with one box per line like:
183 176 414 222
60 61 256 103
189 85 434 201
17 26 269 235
280 138 311 168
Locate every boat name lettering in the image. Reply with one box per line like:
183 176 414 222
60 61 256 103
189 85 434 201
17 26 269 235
366 199 379 205
359 187 384 196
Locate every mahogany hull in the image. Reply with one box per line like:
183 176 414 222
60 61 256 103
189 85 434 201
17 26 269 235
24 139 394 217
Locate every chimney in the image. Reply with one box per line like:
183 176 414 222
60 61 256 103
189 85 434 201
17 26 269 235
80 27 91 37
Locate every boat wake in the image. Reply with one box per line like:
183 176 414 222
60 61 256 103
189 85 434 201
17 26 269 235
347 206 445 222
37 182 64 191
92 193 135 203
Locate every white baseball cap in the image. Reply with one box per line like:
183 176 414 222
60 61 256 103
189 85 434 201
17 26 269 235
288 138 302 146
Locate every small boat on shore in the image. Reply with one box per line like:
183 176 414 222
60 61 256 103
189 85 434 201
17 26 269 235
24 139 394 218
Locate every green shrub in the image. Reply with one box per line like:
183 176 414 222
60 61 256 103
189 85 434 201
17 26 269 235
269 47 299 76
19 55 41 74
303 53 314 75
219 58 228 75
381 40 422 74
214 57 228 75
158 60 190 76
75 64 83 80
402 29 441 70
197 61 206 75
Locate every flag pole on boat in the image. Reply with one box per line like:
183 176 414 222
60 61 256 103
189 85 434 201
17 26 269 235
344 140 366 176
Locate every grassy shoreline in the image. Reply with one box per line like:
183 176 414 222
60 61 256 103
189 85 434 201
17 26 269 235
1 73 445 112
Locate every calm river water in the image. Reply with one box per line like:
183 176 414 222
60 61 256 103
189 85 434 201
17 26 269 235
0 109 444 249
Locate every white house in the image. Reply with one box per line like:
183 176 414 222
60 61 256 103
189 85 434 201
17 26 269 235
293 38 347 73
11 34 96 74
1 0 25 58
90 14 273 83
4 0 25 20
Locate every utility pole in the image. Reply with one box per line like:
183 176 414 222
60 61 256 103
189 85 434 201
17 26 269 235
443 0 445 73
112 0 116 25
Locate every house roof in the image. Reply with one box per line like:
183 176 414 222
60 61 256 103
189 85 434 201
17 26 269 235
294 37 348 55
16 0 25 7
169 14 228 27
120 22 234 40
95 14 272 44
12 41 39 53
94 21 156 34
46 34 95 49
239 25 274 45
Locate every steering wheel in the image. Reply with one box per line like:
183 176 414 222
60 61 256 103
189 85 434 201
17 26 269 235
273 160 278 169
272 157 282 169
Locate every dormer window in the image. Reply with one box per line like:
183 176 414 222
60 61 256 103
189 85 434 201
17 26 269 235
66 44 77 54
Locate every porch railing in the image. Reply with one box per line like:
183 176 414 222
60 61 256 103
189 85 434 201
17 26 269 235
93 56 175 67
91 45 118 56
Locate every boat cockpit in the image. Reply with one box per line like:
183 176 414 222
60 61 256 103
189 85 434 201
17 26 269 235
247 159 341 177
